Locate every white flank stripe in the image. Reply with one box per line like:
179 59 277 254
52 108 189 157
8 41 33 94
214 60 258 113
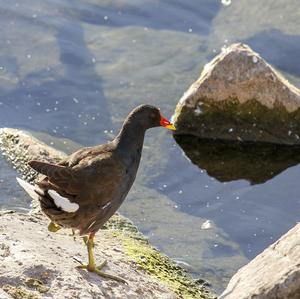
102 202 111 210
48 189 79 213
16 177 39 201
87 220 97 230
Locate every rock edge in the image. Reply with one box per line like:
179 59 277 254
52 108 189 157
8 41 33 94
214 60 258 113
220 223 300 299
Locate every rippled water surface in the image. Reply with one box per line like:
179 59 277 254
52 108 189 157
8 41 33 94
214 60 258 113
1 0 300 293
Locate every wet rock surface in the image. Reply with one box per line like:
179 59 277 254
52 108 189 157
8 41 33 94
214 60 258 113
220 223 300 299
173 43 300 145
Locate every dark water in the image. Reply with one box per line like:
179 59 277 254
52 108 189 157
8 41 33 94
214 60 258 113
1 0 300 293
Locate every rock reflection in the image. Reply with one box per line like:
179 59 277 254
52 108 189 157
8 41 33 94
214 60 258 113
174 135 300 184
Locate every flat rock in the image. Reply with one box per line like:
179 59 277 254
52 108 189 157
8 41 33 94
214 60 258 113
0 212 175 299
220 223 300 299
173 43 300 145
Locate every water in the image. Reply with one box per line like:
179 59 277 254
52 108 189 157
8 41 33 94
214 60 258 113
1 0 300 293
0 155 32 211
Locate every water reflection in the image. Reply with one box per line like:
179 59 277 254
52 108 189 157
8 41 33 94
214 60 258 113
175 135 300 184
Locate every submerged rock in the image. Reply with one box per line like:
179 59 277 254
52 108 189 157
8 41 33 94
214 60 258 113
173 43 300 145
220 223 300 299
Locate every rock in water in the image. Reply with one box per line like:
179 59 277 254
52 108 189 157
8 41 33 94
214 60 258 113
173 43 300 145
220 223 300 299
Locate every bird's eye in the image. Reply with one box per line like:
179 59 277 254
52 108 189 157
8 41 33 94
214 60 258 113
150 112 156 118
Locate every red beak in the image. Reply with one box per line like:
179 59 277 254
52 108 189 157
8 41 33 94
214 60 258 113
160 113 176 130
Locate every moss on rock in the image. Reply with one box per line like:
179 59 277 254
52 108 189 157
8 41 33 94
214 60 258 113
122 236 213 299
105 214 215 299
25 278 49 294
2 284 38 299
175 98 300 145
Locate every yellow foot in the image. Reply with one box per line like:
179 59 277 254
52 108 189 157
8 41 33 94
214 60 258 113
76 260 126 284
48 222 61 232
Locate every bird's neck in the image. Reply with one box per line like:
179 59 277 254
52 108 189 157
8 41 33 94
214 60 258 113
114 120 146 166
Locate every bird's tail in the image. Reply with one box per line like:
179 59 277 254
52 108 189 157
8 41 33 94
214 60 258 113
16 177 39 201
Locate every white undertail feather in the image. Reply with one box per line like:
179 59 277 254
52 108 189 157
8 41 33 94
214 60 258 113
48 189 79 213
16 177 39 201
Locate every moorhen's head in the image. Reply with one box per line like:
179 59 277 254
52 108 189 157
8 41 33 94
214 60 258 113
127 105 176 131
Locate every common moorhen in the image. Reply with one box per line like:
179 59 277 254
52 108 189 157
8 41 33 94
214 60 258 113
17 104 175 283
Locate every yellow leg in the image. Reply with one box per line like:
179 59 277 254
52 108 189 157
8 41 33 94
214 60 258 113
76 234 126 284
48 222 61 232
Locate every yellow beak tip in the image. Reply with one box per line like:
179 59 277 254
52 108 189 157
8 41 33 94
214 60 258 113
165 124 176 131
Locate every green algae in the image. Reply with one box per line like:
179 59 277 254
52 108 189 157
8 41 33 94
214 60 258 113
104 214 215 299
122 237 213 299
174 98 300 145
2 285 38 299
25 278 49 293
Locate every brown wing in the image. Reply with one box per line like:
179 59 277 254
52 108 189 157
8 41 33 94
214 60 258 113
28 143 116 194
28 144 126 233
29 150 126 205
29 160 81 194
64 144 112 167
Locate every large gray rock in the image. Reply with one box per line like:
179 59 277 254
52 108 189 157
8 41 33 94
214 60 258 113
220 223 300 299
173 43 300 145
